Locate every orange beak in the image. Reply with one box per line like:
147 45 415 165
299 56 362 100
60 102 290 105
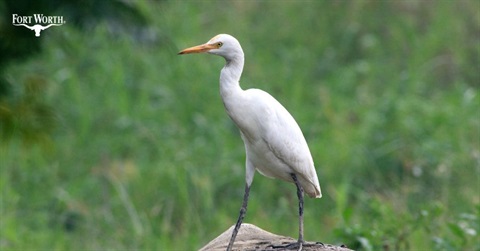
178 43 217 55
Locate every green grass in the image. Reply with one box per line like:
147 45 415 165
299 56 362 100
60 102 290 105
1 1 479 250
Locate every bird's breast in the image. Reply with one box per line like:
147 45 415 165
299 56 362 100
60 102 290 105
222 93 263 141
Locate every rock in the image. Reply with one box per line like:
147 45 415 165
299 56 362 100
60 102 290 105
199 223 353 251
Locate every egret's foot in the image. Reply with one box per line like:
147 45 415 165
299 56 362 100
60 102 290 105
268 240 320 251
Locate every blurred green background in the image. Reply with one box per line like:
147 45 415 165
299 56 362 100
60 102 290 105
1 1 479 250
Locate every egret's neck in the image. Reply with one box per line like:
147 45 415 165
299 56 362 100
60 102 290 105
220 55 244 98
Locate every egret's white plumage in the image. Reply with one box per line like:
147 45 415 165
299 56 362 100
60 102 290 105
179 34 321 251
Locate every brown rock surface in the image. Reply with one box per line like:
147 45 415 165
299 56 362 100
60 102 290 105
199 223 353 251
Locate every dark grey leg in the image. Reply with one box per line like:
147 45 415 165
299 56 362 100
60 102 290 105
291 173 304 250
226 183 251 251
268 173 305 251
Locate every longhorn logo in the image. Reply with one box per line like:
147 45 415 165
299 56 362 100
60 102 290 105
12 14 65 37
13 23 63 37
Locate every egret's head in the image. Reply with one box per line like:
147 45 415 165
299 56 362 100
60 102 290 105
178 34 243 61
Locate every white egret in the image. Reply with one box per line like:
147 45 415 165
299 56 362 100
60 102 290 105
179 34 321 251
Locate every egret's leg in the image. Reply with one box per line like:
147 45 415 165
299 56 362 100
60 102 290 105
268 174 306 251
226 183 251 251
291 173 305 250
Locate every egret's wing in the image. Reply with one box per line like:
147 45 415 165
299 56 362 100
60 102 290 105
251 89 321 197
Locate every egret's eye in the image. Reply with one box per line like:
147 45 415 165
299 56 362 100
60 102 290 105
217 42 223 48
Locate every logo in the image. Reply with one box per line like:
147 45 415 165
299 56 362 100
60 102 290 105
12 14 66 37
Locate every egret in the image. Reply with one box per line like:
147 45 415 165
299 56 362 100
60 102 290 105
179 34 321 251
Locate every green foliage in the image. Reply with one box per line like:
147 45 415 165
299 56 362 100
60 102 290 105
1 1 479 250
0 0 147 142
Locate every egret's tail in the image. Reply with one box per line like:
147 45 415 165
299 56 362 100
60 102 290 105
306 183 322 198
299 174 322 198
